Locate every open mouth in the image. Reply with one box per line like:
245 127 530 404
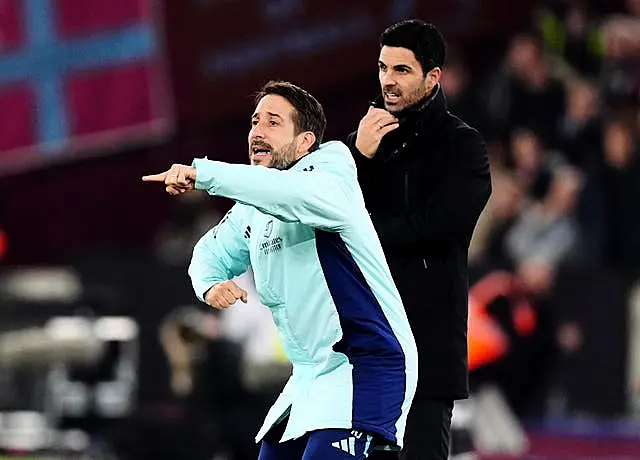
251 145 272 158
384 92 401 104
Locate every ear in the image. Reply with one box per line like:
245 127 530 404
426 67 442 92
297 131 317 153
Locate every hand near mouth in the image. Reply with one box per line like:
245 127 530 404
354 105 399 159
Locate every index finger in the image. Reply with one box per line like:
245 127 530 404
369 108 396 122
228 283 246 298
142 171 168 182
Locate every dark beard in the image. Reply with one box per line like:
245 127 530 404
383 84 432 118
269 141 299 170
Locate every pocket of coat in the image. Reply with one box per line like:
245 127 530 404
270 306 308 362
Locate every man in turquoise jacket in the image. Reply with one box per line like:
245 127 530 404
143 81 417 460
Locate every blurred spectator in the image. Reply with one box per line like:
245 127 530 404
508 128 550 192
600 118 640 273
484 32 566 143
535 0 605 77
469 169 527 270
599 0 640 108
470 129 582 274
555 78 602 169
440 50 482 130
602 0 640 60
507 127 571 201
552 79 607 265
154 191 222 267
469 265 559 418
505 166 583 271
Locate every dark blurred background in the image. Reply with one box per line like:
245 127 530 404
0 0 639 459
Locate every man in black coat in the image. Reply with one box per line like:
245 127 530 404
346 20 492 460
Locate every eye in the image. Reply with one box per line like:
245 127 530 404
269 120 279 127
251 119 258 126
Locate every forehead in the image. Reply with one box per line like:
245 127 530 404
379 46 420 68
253 94 295 120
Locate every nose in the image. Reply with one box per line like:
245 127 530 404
250 124 266 141
380 71 396 87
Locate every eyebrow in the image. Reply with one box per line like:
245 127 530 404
378 60 413 71
252 111 284 120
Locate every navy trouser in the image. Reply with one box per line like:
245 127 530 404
258 427 400 460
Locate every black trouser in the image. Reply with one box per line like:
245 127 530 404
400 398 454 460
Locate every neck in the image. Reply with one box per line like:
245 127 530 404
295 151 310 162
285 151 311 170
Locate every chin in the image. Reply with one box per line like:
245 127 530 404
385 103 402 114
251 157 271 167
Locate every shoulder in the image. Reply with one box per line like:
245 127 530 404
447 113 485 144
441 114 487 156
318 140 353 158
313 141 357 171
438 114 490 175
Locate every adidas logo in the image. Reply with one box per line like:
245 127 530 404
331 431 362 456
331 437 356 456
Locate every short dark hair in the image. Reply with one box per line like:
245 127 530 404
255 80 326 152
380 20 446 75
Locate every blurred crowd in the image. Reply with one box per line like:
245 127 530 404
452 0 640 276
441 0 640 420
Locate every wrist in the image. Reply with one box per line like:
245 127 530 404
191 158 217 192
354 142 375 159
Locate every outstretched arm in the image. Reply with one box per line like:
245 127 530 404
143 142 356 232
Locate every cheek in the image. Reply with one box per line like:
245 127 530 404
405 80 426 97
423 75 435 91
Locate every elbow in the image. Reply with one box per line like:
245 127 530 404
186 267 202 301
186 263 197 286
187 248 201 281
